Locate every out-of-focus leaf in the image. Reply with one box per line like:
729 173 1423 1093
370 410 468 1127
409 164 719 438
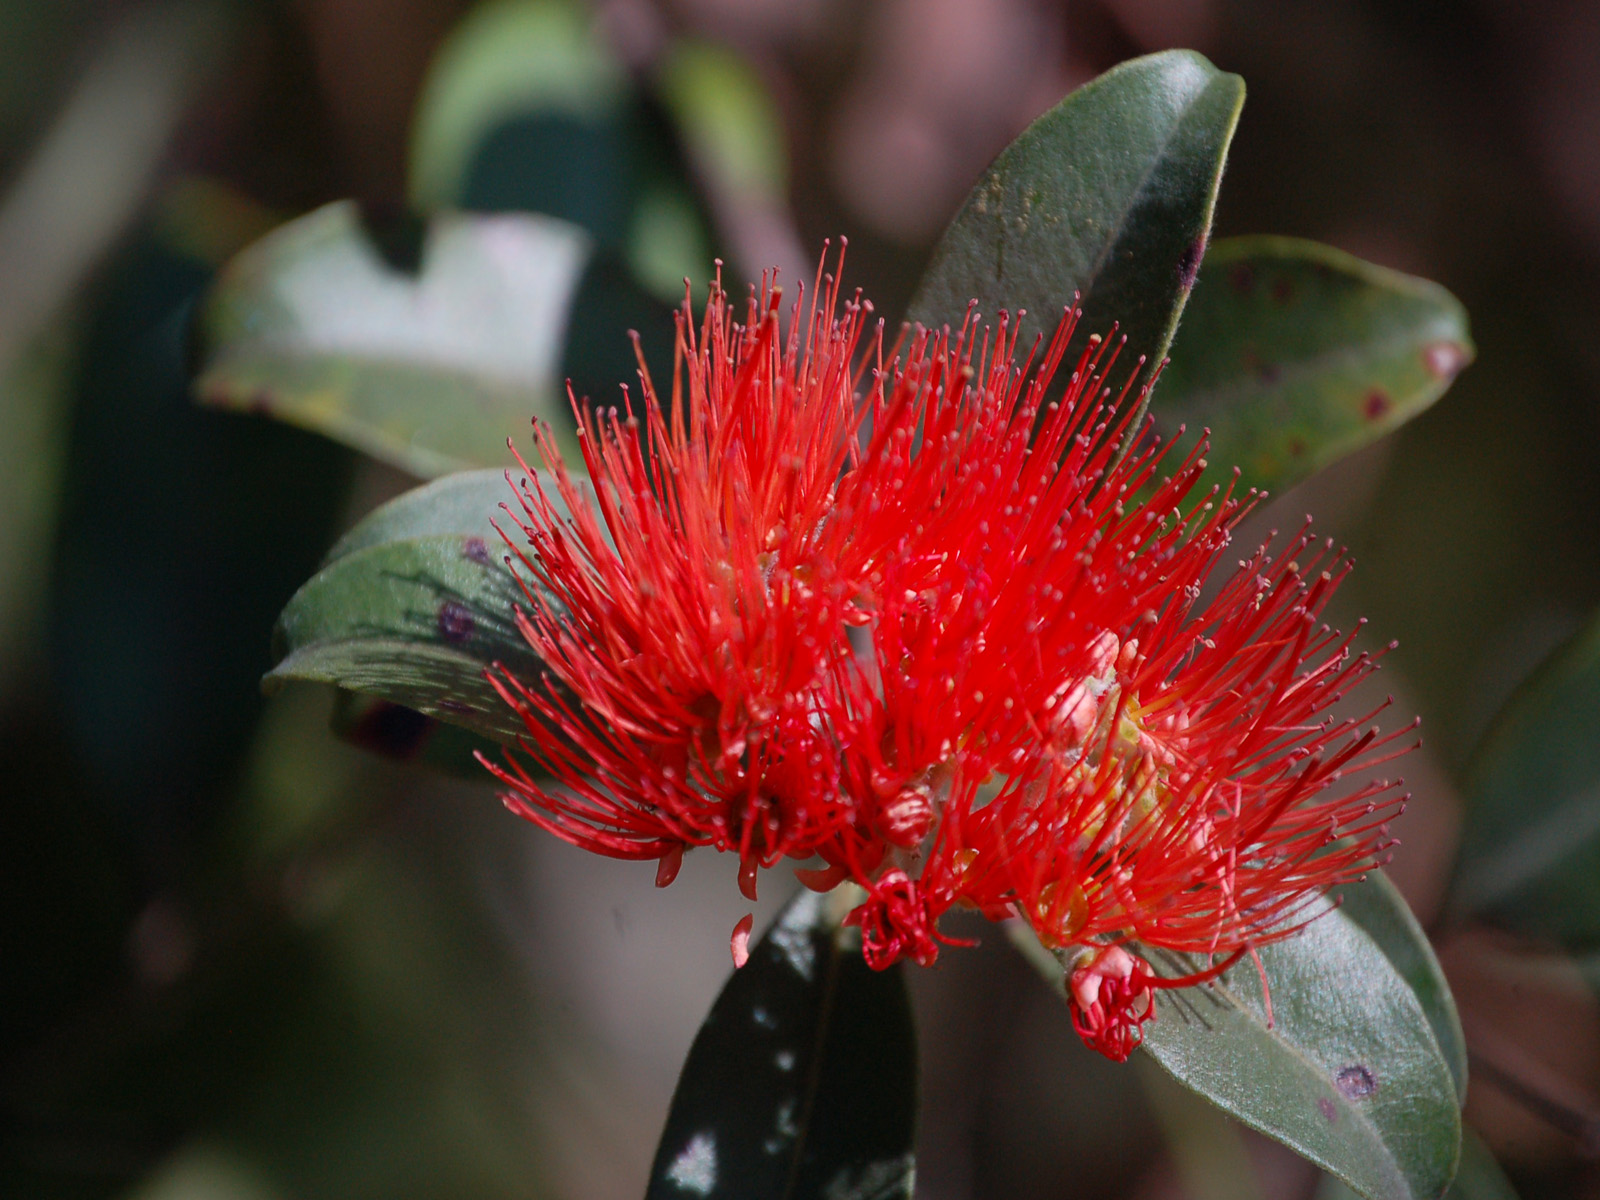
408 0 626 214
329 690 504 778
123 1143 287 1200
1317 1130 1517 1200
0 0 97 153
1138 1058 1265 1200
195 201 591 477
1155 236 1473 494
1139 912 1460 1200
645 889 916 1200
1014 906 1460 1200
1333 872 1467 1103
408 0 712 304
153 175 282 269
51 230 355 845
1447 610 1600 948
656 40 787 202
0 0 231 367
906 50 1243 416
0 316 77 692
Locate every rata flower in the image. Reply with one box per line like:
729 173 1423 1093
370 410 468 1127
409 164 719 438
481 262 879 902
481 251 1412 1061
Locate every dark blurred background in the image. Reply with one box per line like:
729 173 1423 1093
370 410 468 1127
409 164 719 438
3 1 1600 1197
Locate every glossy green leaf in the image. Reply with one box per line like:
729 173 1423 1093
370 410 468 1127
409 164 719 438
1318 1131 1518 1200
906 50 1243 411
324 468 516 562
267 469 564 749
1012 905 1460 1200
195 200 590 477
1448 609 1600 948
1138 1058 1265 1200
1155 236 1473 494
645 889 916 1200
1333 872 1467 1103
1139 911 1460 1200
408 0 627 214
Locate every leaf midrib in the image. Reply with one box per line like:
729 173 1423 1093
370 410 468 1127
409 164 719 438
1074 85 1202 318
778 925 847 1200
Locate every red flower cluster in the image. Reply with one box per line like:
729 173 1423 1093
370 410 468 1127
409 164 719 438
480 253 1413 1060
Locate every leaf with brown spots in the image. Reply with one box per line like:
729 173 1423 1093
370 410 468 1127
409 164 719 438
268 469 573 770
1138 908 1460 1200
1154 236 1473 495
1013 900 1462 1200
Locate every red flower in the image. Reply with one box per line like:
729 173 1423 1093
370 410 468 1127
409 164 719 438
481 262 879 900
482 253 1412 1060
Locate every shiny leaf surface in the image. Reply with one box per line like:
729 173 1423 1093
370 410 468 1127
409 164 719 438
907 50 1243 413
268 469 558 750
645 889 916 1200
1333 871 1467 1102
1318 1131 1516 1200
1155 236 1473 494
1139 911 1460 1200
1013 906 1461 1200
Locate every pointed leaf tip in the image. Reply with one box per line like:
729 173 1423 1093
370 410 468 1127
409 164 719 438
908 49 1244 421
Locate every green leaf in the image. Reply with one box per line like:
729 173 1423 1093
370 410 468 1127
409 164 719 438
1318 1131 1518 1200
1138 1057 1266 1200
268 469 561 748
269 539 535 744
656 39 787 202
1138 911 1460 1200
195 200 591 477
1333 872 1467 1103
1154 236 1473 494
1011 906 1461 1200
407 1 714 304
1448 609 1600 948
906 50 1243 411
645 889 916 1200
0 314 78 690
1441 1132 1518 1200
324 468 516 562
408 0 627 214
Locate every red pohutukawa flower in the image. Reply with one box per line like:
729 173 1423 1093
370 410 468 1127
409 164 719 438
480 250 1414 1061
